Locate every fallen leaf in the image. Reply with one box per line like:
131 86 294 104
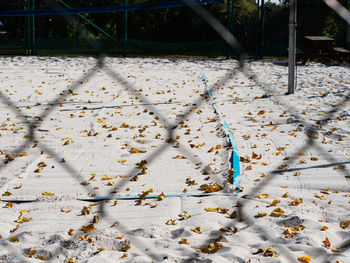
257 212 267 217
165 219 177 225
298 256 311 263
81 224 97 233
205 207 219 212
323 237 331 248
263 246 278 257
9 236 19 243
42 192 55 196
270 208 285 217
255 194 269 199
269 199 280 206
198 242 222 253
157 192 166 201
191 227 202 234
2 191 12 196
179 238 190 245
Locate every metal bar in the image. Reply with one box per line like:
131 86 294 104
31 0 35 55
226 0 231 59
256 0 260 58
260 0 264 58
288 0 297 94
123 0 128 57
0 0 222 17
57 0 117 43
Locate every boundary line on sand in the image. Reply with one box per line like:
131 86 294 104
200 72 241 189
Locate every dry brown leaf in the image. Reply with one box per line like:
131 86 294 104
270 208 285 217
255 194 269 199
263 246 278 257
81 224 97 233
269 199 280 206
323 237 331 248
191 227 202 234
179 238 190 245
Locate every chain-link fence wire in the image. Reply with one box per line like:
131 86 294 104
0 0 350 262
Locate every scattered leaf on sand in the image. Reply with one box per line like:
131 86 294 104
81 224 97 233
157 192 166 201
179 238 190 245
263 246 278 257
298 256 311 263
255 194 269 199
42 192 55 196
270 208 285 217
198 242 223 254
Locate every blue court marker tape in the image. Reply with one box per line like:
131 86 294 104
200 72 241 189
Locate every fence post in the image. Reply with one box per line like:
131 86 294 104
288 0 297 94
31 0 35 55
123 0 128 57
347 0 350 48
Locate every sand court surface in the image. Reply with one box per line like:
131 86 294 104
0 56 350 262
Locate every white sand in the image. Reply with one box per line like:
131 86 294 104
0 56 349 263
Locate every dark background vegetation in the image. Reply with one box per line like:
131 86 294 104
0 0 348 56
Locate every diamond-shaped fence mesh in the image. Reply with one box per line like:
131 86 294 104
0 0 350 262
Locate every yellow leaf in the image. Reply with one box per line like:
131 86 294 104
256 194 269 199
35 256 47 260
205 207 219 212
269 199 280 206
298 256 311 263
60 208 72 213
101 175 114 180
165 219 177 225
198 242 222 254
2 191 12 196
68 229 75 236
17 214 32 223
66 258 77 263
257 212 267 217
191 227 202 234
81 224 97 233
42 192 55 196
289 198 303 206
96 119 102 123
263 246 278 257
140 188 153 200
270 208 285 217
118 159 127 163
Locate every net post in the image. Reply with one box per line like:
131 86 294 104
288 0 297 95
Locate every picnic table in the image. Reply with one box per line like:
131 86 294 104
300 36 350 64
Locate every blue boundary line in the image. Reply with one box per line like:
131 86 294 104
0 0 221 17
200 72 241 189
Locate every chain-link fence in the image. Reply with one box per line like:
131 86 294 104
0 0 350 262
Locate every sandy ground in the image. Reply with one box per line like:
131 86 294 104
0 56 349 263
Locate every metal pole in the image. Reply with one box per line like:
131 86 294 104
260 0 265 59
256 0 260 58
288 0 297 94
25 0 30 55
123 0 128 57
347 0 350 48
226 0 231 59
31 0 35 55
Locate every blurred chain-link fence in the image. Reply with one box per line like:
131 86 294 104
0 0 350 262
